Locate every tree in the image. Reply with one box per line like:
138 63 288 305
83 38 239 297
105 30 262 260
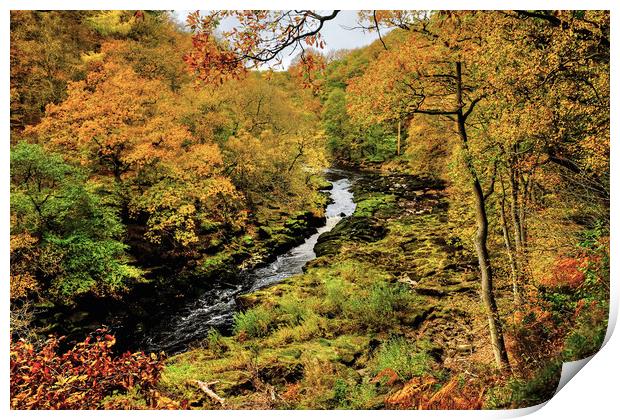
26 47 241 251
346 10 608 368
10 11 100 130
10 143 142 304
174 69 328 215
470 11 610 302
184 10 341 84
322 88 351 159
347 14 511 369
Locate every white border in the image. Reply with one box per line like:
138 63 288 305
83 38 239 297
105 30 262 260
2 2 617 419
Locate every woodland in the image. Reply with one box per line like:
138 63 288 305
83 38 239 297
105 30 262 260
9 10 610 410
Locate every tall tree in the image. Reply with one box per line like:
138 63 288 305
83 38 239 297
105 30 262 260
347 17 509 369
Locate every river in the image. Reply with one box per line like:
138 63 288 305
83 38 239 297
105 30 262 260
140 168 358 354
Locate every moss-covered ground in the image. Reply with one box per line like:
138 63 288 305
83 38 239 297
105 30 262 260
155 173 505 409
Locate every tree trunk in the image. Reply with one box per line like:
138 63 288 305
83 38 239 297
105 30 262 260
509 161 531 287
519 173 530 252
397 119 401 156
499 183 522 304
455 62 510 371
509 164 524 255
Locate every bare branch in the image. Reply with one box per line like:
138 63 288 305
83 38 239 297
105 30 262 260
373 11 388 50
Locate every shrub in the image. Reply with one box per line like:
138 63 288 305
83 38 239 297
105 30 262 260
332 378 379 409
371 337 432 381
323 276 347 314
291 313 328 341
233 307 273 338
386 375 487 409
294 358 339 408
344 282 409 330
10 142 142 304
540 257 585 289
563 300 608 361
10 330 177 409
277 296 313 327
505 361 562 408
507 301 562 370
204 327 228 355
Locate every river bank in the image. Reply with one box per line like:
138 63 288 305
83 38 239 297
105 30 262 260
29 171 346 352
153 170 501 409
140 169 358 353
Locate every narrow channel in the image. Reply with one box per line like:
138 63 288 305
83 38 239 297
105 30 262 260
141 169 358 353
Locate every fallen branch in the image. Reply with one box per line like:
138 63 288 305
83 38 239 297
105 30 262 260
397 274 418 286
190 380 226 406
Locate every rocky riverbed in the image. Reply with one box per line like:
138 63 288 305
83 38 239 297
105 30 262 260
158 170 493 409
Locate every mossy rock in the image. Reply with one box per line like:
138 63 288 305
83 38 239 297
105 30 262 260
215 370 255 396
235 294 262 310
303 256 331 271
317 179 333 190
33 300 56 309
284 218 307 231
353 194 397 218
413 285 446 297
196 252 235 277
335 346 363 366
235 278 296 309
257 226 272 239
207 238 223 251
280 348 303 359
241 235 254 246
67 310 90 323
399 306 434 328
314 216 387 257
353 174 444 200
257 359 304 385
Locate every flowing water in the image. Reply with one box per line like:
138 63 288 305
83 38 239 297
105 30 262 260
141 169 357 353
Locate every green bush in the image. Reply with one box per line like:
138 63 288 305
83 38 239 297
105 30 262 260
506 361 561 408
10 142 142 303
204 327 227 354
323 277 348 314
332 378 379 409
277 296 313 327
562 306 608 361
344 282 409 330
371 337 432 381
233 307 273 338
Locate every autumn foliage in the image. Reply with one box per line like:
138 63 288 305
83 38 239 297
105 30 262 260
385 375 488 410
9 9 610 410
541 257 587 289
10 330 181 409
11 11 327 309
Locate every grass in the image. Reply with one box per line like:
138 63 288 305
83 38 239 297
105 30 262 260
490 361 562 409
371 337 433 381
233 307 274 338
161 205 438 409
343 282 411 331
276 295 314 327
323 276 347 314
268 312 329 345
155 182 495 409
332 378 380 409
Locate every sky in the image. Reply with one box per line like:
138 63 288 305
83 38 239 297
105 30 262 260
172 10 383 68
